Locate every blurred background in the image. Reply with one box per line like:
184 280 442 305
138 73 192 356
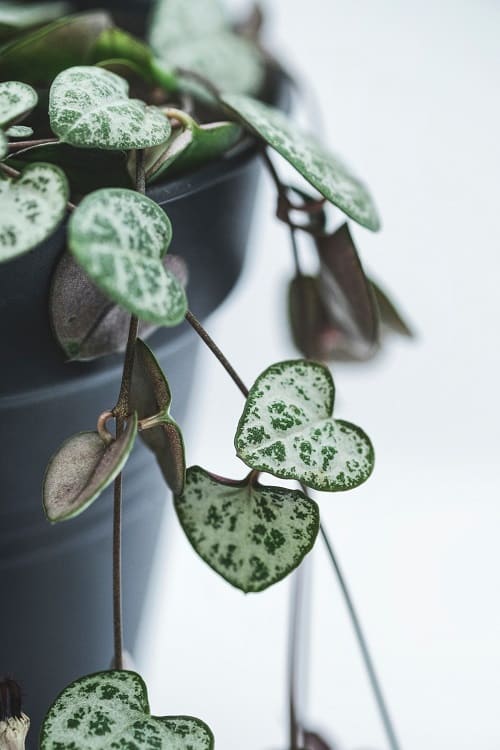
137 1 500 748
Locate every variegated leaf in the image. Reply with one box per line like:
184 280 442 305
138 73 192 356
43 414 137 522
130 339 186 495
0 163 69 263
0 80 38 128
40 670 214 750
68 188 187 325
235 360 374 492
222 94 381 231
0 1 70 41
148 0 227 53
49 66 171 150
175 466 319 592
5 124 33 138
0 130 6 159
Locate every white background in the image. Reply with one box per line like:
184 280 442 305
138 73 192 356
138 2 500 748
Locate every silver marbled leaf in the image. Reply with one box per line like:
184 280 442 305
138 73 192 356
0 80 38 128
5 124 33 138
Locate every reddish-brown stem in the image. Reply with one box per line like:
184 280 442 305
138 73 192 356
7 137 59 151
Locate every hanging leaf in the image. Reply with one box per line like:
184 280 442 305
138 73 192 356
315 223 379 360
175 466 319 592
0 131 6 159
0 1 71 42
221 94 381 231
130 109 242 183
68 188 187 325
40 670 214 750
0 81 38 128
370 278 413 338
43 413 137 522
235 360 374 492
0 163 69 263
303 729 337 750
289 275 346 361
5 124 34 138
0 12 113 83
49 66 171 150
149 0 227 52
50 252 188 361
130 338 186 496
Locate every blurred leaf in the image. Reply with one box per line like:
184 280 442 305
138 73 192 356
130 338 186 495
0 80 38 128
0 163 68 263
49 66 171 150
315 223 379 360
175 465 319 592
0 11 113 83
234 3 264 42
68 188 187 325
289 275 347 361
221 94 381 231
43 414 137 522
5 124 33 137
149 0 227 53
303 730 336 750
235 360 374 492
370 278 413 338
0 130 6 159
50 252 187 361
40 670 214 750
0 0 71 41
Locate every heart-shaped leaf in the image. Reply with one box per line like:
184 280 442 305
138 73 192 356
289 274 346 361
175 466 319 592
68 187 187 325
221 94 381 231
43 413 137 522
50 252 188 361
40 670 214 750
0 162 69 263
316 223 380 360
235 360 374 492
0 12 113 83
0 1 71 42
0 81 38 128
130 338 186 495
370 278 413 338
49 66 171 150
5 124 34 138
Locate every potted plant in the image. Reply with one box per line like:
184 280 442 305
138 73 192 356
0 0 411 748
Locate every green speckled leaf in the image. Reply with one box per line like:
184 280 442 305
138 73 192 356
0 80 38 128
0 131 6 159
0 1 70 41
0 12 113 83
175 466 319 592
130 338 186 495
43 414 137 522
0 162 68 263
222 94 381 231
49 66 171 150
235 360 374 492
40 670 214 750
68 188 187 325
5 124 33 138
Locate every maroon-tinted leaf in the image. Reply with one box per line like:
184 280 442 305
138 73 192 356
370 278 413 338
289 275 347 361
50 252 188 361
129 339 186 496
303 729 337 750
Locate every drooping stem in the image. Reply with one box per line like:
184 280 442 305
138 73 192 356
111 150 145 670
288 563 307 750
7 137 59 151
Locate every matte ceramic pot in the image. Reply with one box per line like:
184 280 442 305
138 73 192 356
0 80 288 742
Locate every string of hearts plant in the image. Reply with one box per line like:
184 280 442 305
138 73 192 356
0 1 412 748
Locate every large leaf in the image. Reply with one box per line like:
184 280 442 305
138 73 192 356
149 0 227 53
40 670 214 750
43 414 137 522
49 66 171 150
50 252 187 361
222 94 381 231
0 12 113 83
0 1 70 41
0 163 68 263
68 188 187 325
130 339 186 495
0 81 38 128
175 466 319 592
235 360 374 492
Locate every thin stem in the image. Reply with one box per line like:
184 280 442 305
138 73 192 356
288 564 306 750
289 226 303 277
7 137 59 151
184 310 249 398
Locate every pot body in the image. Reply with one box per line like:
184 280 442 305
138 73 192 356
0 145 263 743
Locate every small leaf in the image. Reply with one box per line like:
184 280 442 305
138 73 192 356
0 162 69 263
316 223 379 360
370 278 413 337
303 729 337 750
221 94 381 231
235 360 374 492
0 1 71 42
50 252 188 360
289 275 346 361
0 11 113 84
0 80 38 128
5 124 33 138
43 414 137 522
68 187 187 325
40 670 214 750
130 338 186 495
0 131 6 159
175 466 319 592
49 66 171 150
